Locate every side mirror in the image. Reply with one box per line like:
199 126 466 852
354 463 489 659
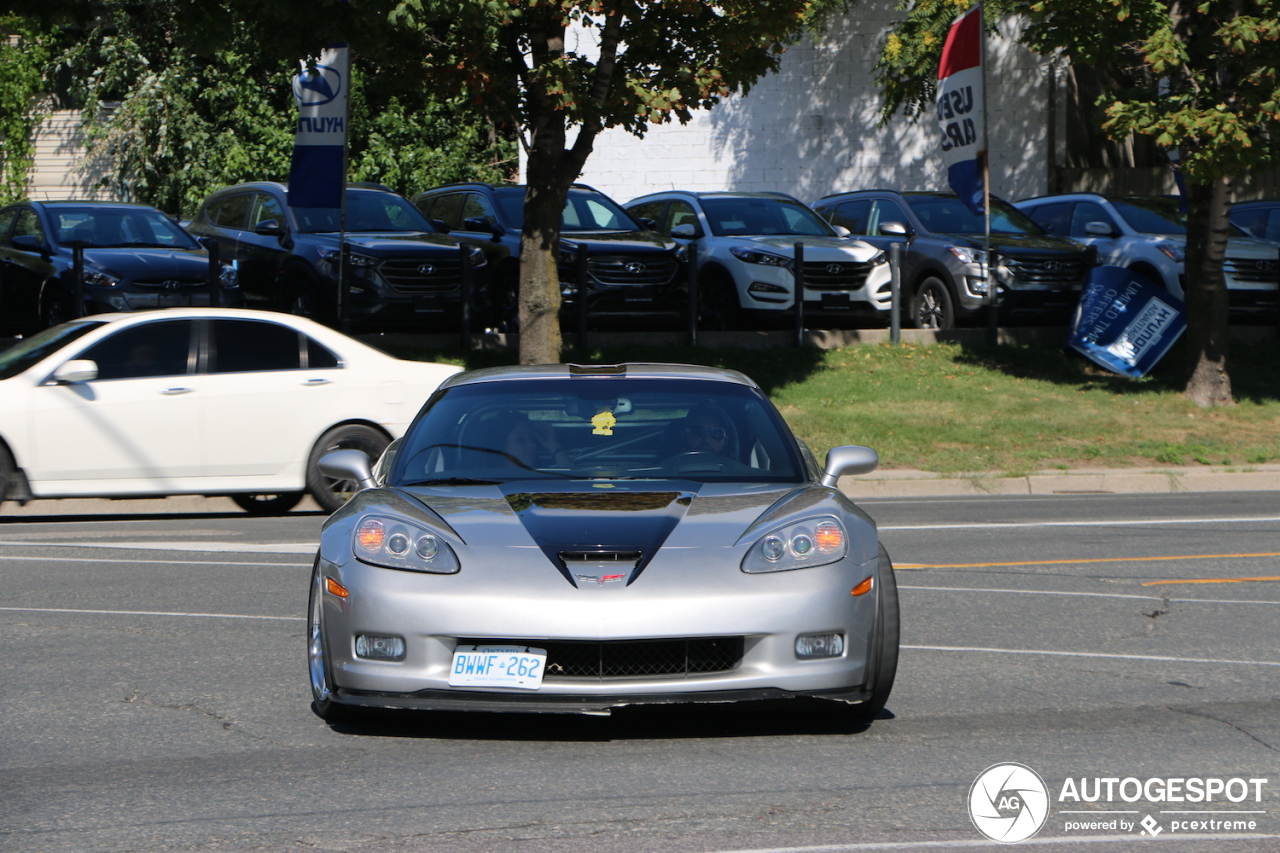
879 221 910 238
1084 221 1114 237
820 445 879 488
462 217 504 239
431 219 452 234
319 449 377 492
12 234 49 255
832 225 851 238
671 222 701 239
53 359 98 384
253 220 286 237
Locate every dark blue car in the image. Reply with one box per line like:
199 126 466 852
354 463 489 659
0 200 241 334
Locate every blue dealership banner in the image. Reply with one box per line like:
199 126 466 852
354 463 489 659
287 46 348 209
1068 266 1186 378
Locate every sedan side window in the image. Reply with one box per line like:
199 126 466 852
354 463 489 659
208 319 302 373
79 322 195 381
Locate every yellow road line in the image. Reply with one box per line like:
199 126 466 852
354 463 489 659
896 552 1280 570
1141 576 1280 586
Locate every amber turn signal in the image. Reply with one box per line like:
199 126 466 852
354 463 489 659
326 577 350 599
851 577 874 597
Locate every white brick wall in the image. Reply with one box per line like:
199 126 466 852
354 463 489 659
26 108 116 201
548 2 1054 207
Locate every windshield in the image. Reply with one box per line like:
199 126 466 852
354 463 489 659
391 377 806 485
0 321 106 381
495 190 641 233
50 207 200 250
905 195 1044 236
1111 199 1185 236
700 198 835 238
292 191 437 234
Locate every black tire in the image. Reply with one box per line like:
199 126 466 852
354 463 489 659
308 561 357 723
911 276 956 330
698 272 741 331
305 424 389 514
285 270 330 324
38 286 69 331
0 445 16 507
231 492 305 516
849 543 900 724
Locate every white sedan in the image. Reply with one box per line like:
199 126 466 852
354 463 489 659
0 308 461 514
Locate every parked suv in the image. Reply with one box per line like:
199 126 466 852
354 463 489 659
186 182 487 329
411 182 685 329
812 190 1094 329
1016 193 1280 319
0 200 240 335
624 191 891 329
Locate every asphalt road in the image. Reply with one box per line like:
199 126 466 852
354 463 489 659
1 491 1277 853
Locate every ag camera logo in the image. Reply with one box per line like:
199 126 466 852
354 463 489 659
969 763 1050 843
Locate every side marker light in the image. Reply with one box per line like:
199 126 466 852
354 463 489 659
851 577 874 597
326 577 350 599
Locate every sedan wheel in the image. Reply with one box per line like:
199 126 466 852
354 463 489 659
39 289 69 331
305 424 389 513
231 492 304 516
911 277 955 330
308 563 355 723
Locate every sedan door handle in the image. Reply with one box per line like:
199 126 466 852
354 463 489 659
301 377 333 386
161 387 195 395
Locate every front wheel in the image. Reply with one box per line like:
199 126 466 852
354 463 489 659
698 273 741 331
911 277 955 330
231 492 304 516
308 562 356 723
849 543 900 724
38 287 69 331
305 424 389 513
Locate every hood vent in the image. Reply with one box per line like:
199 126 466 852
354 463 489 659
560 550 642 565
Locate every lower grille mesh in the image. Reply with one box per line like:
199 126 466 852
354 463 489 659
465 637 744 679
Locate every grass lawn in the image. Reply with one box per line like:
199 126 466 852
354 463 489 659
377 335 1280 476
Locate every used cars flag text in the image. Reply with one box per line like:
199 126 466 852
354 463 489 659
936 5 986 215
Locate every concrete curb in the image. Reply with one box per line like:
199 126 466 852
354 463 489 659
838 465 1280 499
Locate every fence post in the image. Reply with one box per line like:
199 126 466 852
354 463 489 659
986 248 999 346
576 243 589 351
687 246 699 347
206 239 221 308
71 240 85 320
889 242 902 345
459 244 472 351
793 242 806 348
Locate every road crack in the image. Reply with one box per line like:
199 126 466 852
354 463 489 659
120 690 276 743
1171 706 1279 753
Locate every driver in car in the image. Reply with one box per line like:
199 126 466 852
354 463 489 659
674 402 736 458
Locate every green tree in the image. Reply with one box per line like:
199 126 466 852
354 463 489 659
0 15 57 204
875 0 1280 407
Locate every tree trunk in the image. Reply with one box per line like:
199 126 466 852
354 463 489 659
518 132 569 365
1181 175 1234 407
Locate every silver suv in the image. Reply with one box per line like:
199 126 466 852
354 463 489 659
812 190 1094 329
625 191 891 329
1016 193 1280 319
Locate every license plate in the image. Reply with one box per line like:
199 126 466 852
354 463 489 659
821 293 852 309
448 644 547 690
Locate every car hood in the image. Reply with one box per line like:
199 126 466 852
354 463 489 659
321 479 879 589
560 230 675 252
942 232 1087 254
309 231 461 254
738 235 880 259
1224 235 1280 259
81 247 210 277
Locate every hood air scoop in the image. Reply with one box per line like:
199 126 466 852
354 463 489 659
502 486 694 588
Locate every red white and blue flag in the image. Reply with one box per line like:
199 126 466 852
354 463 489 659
288 46 348 209
936 5 986 214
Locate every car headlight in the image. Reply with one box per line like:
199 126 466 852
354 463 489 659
1157 243 1184 263
219 261 239 289
467 245 487 268
742 516 848 573
866 249 887 266
318 248 379 268
354 515 459 574
83 269 121 288
948 246 987 266
730 246 793 268
674 245 689 262
558 247 582 268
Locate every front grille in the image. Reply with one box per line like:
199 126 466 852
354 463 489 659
1225 257 1280 285
1003 254 1088 285
588 255 678 286
800 260 872 291
466 637 745 679
380 257 462 293
132 277 208 289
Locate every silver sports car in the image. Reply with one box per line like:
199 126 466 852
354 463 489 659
309 363 899 723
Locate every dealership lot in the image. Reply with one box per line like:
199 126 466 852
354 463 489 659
1 490 1277 852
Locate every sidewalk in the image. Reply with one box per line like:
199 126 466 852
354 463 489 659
838 464 1280 499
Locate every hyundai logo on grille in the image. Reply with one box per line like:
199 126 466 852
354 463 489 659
417 263 436 275
1041 260 1063 272
624 262 646 274
1258 260 1276 272
826 264 843 275
162 280 182 290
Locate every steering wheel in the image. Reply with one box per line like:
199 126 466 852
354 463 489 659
663 450 727 474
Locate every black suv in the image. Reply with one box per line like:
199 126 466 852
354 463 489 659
0 200 240 334
812 190 1096 329
411 183 686 328
186 182 487 329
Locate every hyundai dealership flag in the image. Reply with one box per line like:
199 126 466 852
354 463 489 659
937 5 986 215
288 46 348 209
1068 266 1186 378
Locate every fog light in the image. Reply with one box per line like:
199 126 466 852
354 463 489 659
355 634 406 661
795 632 844 659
